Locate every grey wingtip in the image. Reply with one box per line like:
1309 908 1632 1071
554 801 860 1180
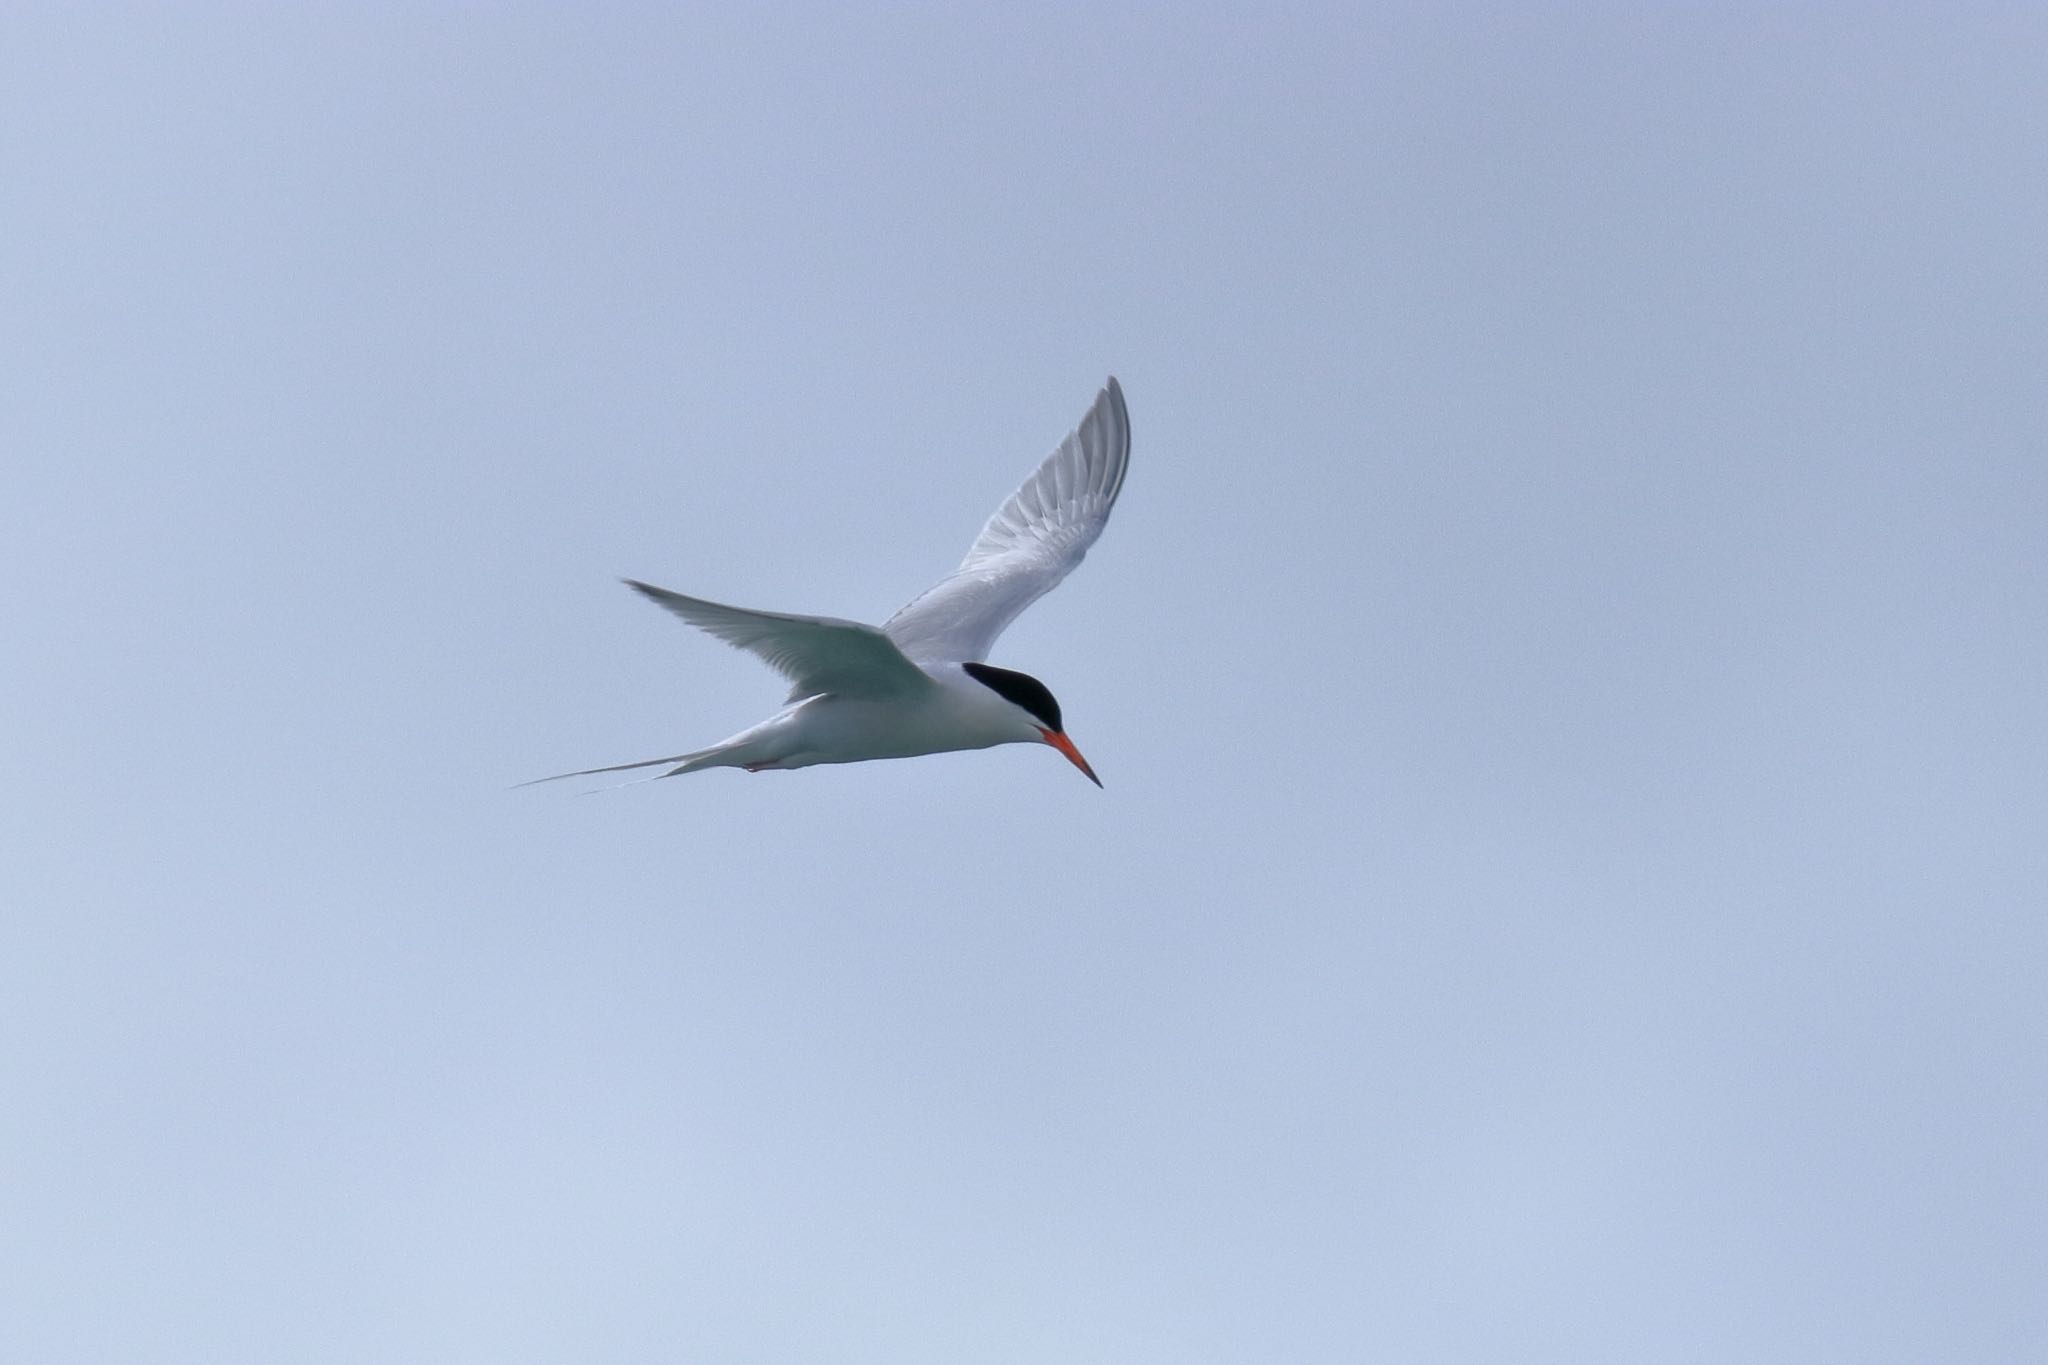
620 577 669 608
1100 376 1124 421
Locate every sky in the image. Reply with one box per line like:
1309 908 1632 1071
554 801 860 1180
4 4 2044 1362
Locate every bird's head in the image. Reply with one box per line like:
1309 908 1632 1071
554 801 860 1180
962 661 1102 787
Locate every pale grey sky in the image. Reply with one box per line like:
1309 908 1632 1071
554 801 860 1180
4 5 2044 1363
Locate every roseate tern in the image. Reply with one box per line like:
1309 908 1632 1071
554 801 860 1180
529 378 1130 788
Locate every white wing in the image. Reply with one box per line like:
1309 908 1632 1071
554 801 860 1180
883 377 1131 663
624 579 932 701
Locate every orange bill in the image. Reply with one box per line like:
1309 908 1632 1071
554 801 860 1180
1039 728 1103 787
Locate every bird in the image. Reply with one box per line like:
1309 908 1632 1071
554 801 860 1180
528 377 1130 790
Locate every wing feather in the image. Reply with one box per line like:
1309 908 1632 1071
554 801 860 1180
624 579 930 700
884 377 1130 663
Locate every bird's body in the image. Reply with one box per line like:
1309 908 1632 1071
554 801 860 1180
531 378 1130 789
655 664 1049 776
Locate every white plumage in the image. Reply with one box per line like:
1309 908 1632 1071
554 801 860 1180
529 378 1131 788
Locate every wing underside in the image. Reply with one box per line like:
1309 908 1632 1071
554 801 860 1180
624 579 930 701
883 377 1130 663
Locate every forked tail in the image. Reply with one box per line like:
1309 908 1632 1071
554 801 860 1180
516 743 740 788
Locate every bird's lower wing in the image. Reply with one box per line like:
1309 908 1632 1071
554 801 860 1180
624 578 931 700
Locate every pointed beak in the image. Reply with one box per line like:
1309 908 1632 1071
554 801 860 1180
1038 727 1103 788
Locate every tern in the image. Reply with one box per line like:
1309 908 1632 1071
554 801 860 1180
531 377 1130 789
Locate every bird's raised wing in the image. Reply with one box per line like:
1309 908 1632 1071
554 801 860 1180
624 579 932 701
883 377 1130 664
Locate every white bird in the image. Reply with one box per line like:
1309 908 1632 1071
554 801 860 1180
530 377 1131 789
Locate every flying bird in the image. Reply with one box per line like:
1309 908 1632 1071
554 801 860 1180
530 377 1131 789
